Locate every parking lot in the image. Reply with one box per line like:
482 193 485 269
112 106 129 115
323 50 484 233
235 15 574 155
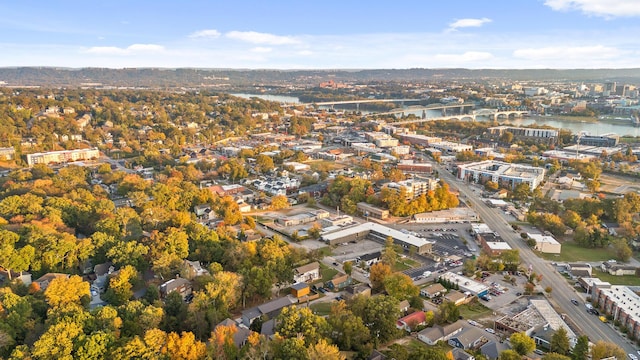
330 239 384 263
479 272 530 311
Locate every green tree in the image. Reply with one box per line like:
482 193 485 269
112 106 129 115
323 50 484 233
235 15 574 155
381 236 397 268
611 238 632 262
326 301 370 352
275 306 329 346
499 349 523 360
510 331 535 355
571 335 589 360
270 335 308 360
350 295 400 345
550 327 570 355
436 300 460 324
343 261 353 276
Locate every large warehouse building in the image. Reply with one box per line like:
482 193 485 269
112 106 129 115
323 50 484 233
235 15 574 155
321 222 434 255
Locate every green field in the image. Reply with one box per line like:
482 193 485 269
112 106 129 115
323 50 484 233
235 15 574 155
393 256 420 272
537 241 616 262
458 301 493 320
309 302 333 316
593 270 640 286
319 263 339 283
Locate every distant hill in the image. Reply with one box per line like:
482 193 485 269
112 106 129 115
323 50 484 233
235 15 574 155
1 67 640 87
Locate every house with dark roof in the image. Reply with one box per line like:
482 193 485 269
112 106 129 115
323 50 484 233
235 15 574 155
396 311 427 332
241 296 297 327
480 341 499 360
215 318 251 348
293 262 320 283
448 327 486 350
451 347 476 360
344 284 371 300
566 263 592 278
291 282 310 298
357 251 382 267
445 290 469 306
159 277 192 300
417 320 465 345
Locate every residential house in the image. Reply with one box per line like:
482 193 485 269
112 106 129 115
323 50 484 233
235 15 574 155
448 327 486 350
344 284 371 300
357 251 382 267
417 320 465 345
421 283 447 298
182 260 210 280
33 273 69 291
480 342 499 360
0 270 31 286
241 296 297 327
293 262 320 283
194 204 215 220
326 274 352 290
445 290 469 306
396 311 427 332
215 319 251 348
291 283 310 298
451 348 476 360
368 350 387 360
92 262 114 293
159 277 192 300
398 299 410 314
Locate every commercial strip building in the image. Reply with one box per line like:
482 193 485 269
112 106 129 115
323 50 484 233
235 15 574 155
457 160 546 190
321 222 434 255
397 160 432 174
356 202 389 220
26 148 100 166
437 272 489 298
429 141 473 154
397 133 442 147
495 299 577 348
413 208 479 224
527 233 561 254
594 284 640 340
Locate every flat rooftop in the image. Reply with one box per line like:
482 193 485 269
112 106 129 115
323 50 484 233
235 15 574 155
486 242 512 250
321 222 433 248
528 233 560 245
600 286 640 325
529 299 576 340
439 272 489 295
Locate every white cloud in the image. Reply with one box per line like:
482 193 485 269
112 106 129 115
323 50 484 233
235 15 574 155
544 0 640 17
297 50 313 56
250 47 272 53
513 45 621 60
85 43 164 55
448 18 492 30
225 31 299 45
189 29 221 39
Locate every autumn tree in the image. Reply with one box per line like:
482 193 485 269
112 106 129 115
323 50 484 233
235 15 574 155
369 262 392 293
550 327 570 356
381 236 397 268
307 339 345 360
103 265 138 306
44 275 91 311
275 306 329 346
499 349 523 360
510 332 536 355
270 194 290 210
543 353 571 360
383 273 419 300
326 301 371 352
590 340 625 360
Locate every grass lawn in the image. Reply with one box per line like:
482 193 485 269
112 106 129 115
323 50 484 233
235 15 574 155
537 241 616 262
319 263 339 283
458 301 493 320
393 256 420 272
593 270 640 286
315 246 331 257
309 302 333 316
309 160 344 172
393 262 412 272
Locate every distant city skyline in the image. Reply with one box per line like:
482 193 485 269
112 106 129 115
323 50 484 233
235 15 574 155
2 0 640 69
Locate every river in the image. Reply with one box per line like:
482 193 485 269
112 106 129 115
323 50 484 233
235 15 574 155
230 93 640 137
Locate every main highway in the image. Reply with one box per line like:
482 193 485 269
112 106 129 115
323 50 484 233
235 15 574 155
435 163 637 354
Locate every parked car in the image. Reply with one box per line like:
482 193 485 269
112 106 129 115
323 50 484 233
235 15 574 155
485 328 495 334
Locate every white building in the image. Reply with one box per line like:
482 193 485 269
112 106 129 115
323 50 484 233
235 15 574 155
429 141 473 154
528 233 561 254
438 272 489 297
26 148 100 166
457 160 545 190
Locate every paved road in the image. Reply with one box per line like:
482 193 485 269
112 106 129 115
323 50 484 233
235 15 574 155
435 163 638 354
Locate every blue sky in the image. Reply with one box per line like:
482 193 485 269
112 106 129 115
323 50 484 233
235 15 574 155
1 0 640 69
